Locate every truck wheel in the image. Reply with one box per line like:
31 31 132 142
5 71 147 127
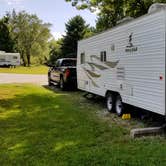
115 95 124 116
48 78 52 86
106 93 115 112
60 77 65 90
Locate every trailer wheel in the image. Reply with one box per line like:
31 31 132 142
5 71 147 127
106 93 115 112
115 95 124 116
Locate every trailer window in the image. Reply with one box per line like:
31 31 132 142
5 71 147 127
0 58 5 61
13 56 18 59
80 52 85 64
61 59 76 66
100 51 107 62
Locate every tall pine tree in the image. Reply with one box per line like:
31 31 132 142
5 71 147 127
61 15 88 58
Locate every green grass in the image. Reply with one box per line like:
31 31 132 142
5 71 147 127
0 84 165 165
0 65 48 74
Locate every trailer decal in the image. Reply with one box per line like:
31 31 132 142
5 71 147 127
125 33 138 52
87 62 108 70
82 58 119 88
104 60 119 68
82 67 100 87
85 69 100 78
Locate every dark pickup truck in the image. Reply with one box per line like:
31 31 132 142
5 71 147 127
48 58 77 90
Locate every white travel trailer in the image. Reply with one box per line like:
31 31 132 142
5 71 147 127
0 51 20 67
77 4 166 116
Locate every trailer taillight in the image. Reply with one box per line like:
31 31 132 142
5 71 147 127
160 76 163 80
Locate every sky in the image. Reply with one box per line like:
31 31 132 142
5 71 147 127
0 0 97 39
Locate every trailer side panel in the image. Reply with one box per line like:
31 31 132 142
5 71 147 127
77 10 166 115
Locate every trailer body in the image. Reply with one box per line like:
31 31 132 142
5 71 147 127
77 9 166 116
0 51 20 67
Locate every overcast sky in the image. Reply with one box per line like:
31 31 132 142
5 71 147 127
0 0 97 39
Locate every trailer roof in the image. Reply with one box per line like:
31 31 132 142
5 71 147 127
78 8 166 43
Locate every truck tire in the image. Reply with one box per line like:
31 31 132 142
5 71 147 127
115 95 124 116
48 78 52 86
106 93 115 112
60 77 65 90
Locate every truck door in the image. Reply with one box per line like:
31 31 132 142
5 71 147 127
52 60 61 82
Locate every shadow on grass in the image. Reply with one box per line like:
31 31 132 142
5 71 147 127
44 85 166 127
0 85 166 165
0 89 120 165
0 92 82 165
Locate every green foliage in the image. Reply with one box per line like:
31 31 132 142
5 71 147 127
66 0 166 32
96 0 125 31
66 0 99 11
48 39 63 65
48 16 94 64
61 15 91 58
125 0 152 18
84 26 96 38
6 10 51 66
0 17 15 52
0 84 166 165
66 0 125 31
126 0 166 18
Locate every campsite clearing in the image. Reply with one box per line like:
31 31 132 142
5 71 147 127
0 84 165 165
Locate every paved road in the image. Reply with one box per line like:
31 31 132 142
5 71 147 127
0 73 48 85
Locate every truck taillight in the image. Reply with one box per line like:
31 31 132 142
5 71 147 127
65 69 70 78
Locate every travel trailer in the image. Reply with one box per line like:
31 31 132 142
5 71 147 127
0 51 20 67
77 4 166 116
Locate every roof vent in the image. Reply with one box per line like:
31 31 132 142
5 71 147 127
148 3 166 14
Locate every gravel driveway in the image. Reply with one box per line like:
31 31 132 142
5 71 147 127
0 73 48 85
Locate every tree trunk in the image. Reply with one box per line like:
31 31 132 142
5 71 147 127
22 57 26 66
27 54 30 67
21 50 26 66
26 48 31 67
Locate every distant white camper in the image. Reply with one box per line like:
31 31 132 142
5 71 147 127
77 4 166 116
0 51 20 67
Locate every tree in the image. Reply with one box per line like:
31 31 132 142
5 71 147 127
48 39 62 65
66 0 166 32
125 0 151 18
0 16 15 52
7 10 51 66
125 0 166 18
96 0 125 31
61 15 89 58
66 0 125 31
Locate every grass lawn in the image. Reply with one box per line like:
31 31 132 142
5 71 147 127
0 84 165 165
0 65 48 74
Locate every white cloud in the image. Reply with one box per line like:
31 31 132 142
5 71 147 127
52 31 65 40
3 0 23 6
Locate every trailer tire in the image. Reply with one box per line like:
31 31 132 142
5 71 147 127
115 95 124 116
106 93 115 112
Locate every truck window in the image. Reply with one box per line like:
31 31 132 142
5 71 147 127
80 53 85 64
61 60 76 66
100 51 107 62
55 60 60 67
